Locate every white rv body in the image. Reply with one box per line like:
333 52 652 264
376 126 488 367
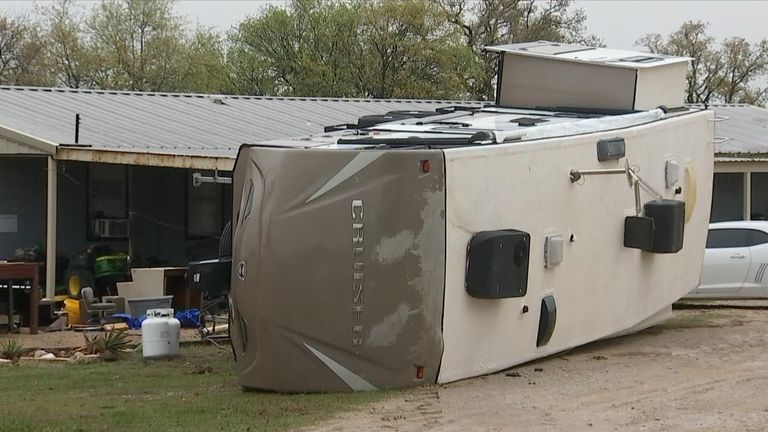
439 111 713 382
227 41 716 392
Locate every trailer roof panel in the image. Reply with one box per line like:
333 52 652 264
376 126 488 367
485 41 689 69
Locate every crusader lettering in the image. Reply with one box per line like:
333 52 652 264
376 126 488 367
351 199 366 347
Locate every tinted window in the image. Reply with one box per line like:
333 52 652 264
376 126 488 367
706 229 750 248
711 173 744 222
750 173 768 221
748 229 768 246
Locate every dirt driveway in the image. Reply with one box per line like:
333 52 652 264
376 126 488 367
307 304 768 432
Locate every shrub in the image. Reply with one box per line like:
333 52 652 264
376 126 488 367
0 339 26 362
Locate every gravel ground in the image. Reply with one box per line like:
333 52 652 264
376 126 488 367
307 305 768 432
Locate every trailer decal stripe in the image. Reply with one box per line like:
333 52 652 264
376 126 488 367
303 343 377 391
305 152 384 203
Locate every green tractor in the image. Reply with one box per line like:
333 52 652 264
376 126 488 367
64 245 131 299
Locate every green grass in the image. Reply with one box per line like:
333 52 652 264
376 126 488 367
0 344 387 432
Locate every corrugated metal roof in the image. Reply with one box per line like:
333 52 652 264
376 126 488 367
2 86 765 161
0 86 478 159
715 157 768 162
689 103 768 155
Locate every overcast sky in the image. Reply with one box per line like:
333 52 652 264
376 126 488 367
1 0 767 49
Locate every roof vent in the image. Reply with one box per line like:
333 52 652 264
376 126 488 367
511 117 548 127
486 41 689 111
210 96 228 105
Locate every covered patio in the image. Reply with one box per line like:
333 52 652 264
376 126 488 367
0 85 461 331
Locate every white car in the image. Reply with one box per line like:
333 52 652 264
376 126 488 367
687 221 768 298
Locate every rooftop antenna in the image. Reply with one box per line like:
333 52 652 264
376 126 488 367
75 113 81 144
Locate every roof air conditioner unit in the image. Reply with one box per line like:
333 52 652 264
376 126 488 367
486 41 690 111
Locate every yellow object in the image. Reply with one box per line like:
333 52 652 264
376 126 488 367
684 165 697 223
68 274 81 298
64 299 81 325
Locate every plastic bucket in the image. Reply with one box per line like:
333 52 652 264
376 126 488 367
64 299 81 325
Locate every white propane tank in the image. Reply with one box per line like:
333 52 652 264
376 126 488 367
168 313 181 356
153 308 181 356
141 310 171 359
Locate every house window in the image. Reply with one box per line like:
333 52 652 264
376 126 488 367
750 173 768 220
711 173 744 222
87 163 128 239
187 171 228 238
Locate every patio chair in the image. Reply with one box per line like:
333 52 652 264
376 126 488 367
81 287 117 325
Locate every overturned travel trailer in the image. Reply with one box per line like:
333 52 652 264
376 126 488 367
226 42 715 392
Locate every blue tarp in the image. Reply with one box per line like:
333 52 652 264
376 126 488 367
113 309 200 329
175 309 200 328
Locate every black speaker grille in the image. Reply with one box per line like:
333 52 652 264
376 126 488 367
465 230 531 299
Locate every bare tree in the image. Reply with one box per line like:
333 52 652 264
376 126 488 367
438 0 599 100
0 13 52 86
638 21 768 106
718 38 768 104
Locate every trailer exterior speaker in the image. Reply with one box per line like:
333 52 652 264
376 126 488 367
644 199 685 253
465 229 530 299
624 216 655 250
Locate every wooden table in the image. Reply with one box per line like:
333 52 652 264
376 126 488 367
0 262 41 335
